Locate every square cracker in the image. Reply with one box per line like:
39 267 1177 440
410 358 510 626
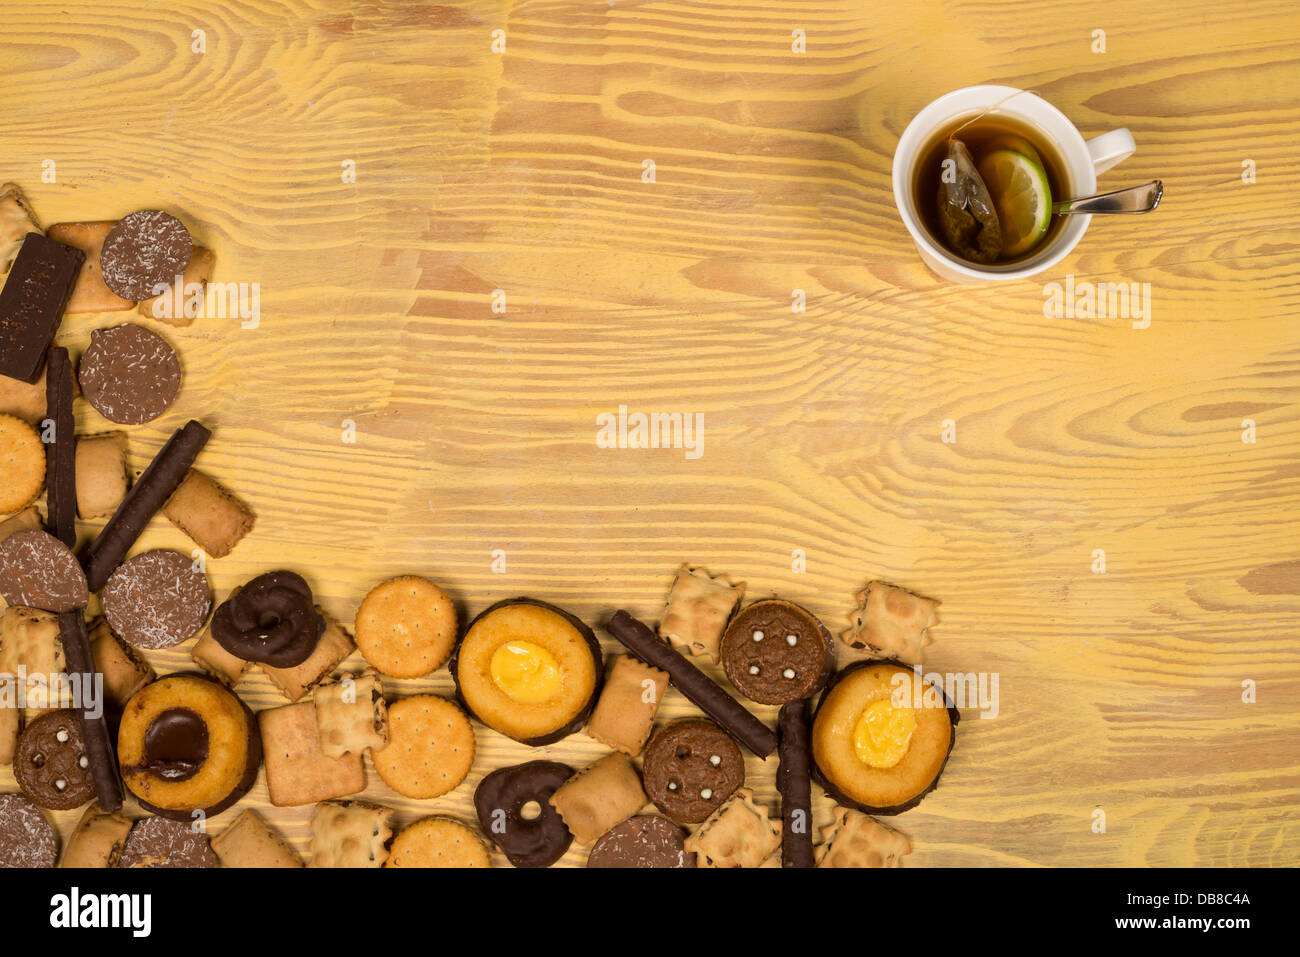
815 807 911 868
45 221 136 313
190 626 249 688
87 616 154 709
260 608 355 702
75 432 129 520
314 670 388 758
659 564 745 662
308 800 394 868
840 580 940 666
259 701 366 807
162 469 255 559
211 809 302 868
548 752 647 845
685 787 781 868
0 183 41 275
584 655 668 756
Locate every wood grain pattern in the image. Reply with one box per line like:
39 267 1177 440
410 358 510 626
1 0 1298 867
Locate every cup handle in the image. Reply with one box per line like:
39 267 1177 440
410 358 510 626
1086 128 1136 176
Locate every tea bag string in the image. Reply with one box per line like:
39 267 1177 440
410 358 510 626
947 89 1040 144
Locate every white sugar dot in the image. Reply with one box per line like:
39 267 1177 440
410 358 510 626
55 779 67 791
56 730 69 743
78 756 89 768
748 665 760 675
782 668 796 679
700 789 713 800
786 634 798 646
752 630 765 641
667 781 678 791
709 755 721 766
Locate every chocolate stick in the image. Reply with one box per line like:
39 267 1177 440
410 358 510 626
778 698 815 868
0 233 84 383
44 347 77 548
57 611 124 813
605 610 777 758
79 419 210 591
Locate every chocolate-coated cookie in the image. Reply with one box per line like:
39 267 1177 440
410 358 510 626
118 816 216 868
720 599 835 705
474 760 574 868
102 550 211 649
99 210 193 301
0 793 59 868
14 710 97 811
210 571 322 667
642 718 744 824
587 815 695 868
0 530 88 613
78 323 181 425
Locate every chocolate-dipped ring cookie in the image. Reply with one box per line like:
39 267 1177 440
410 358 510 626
473 760 575 868
211 571 323 668
642 718 745 824
14 710 97 811
720 599 835 706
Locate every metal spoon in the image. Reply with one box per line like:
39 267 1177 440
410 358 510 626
1053 180 1163 215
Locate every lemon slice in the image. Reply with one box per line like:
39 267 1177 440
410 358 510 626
984 133 1042 167
977 149 1052 258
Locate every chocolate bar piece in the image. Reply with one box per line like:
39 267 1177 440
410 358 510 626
778 698 815 868
604 610 777 758
79 420 211 591
44 347 77 548
0 233 84 383
58 611 125 813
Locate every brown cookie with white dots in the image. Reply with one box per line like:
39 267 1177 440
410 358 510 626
78 323 181 425
102 549 211 650
0 793 59 868
641 718 744 824
0 530 87 613
118 816 216 868
98 210 193 301
720 599 835 706
14 710 96 811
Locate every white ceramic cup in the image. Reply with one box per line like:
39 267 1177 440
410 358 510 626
892 85 1136 282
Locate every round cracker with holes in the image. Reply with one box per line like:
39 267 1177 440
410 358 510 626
0 414 45 515
354 576 457 678
385 817 490 868
371 695 475 799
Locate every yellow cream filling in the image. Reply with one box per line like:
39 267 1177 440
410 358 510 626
489 640 561 704
852 698 917 769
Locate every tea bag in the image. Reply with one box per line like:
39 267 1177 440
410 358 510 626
936 139 1002 263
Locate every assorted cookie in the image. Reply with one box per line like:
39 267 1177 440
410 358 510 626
118 816 216 868
78 323 181 425
386 817 491 868
101 549 211 650
474 760 575 868
14 710 96 810
371 695 474 800
642 718 745 824
355 575 457 678
0 793 59 868
720 598 835 705
587 815 694 869
841 580 941 665
308 800 393 868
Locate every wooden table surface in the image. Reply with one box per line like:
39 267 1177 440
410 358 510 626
2 0 1298 868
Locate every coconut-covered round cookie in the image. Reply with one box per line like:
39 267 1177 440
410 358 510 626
102 550 210 649
0 530 87 613
99 210 193 301
811 661 958 815
720 598 834 706
118 816 216 868
642 718 745 824
78 323 181 425
14 710 96 811
473 760 574 868
0 793 59 868
451 598 602 746
587 815 695 868
117 674 261 819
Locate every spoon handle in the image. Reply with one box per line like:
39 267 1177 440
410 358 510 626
1053 180 1164 215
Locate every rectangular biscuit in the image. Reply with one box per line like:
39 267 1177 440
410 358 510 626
87 616 154 709
659 564 745 662
259 701 366 807
584 654 669 756
60 802 133 868
45 221 137 313
0 605 71 709
75 432 130 519
137 246 215 327
162 468 255 559
190 626 249 688
548 752 647 845
211 809 303 868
